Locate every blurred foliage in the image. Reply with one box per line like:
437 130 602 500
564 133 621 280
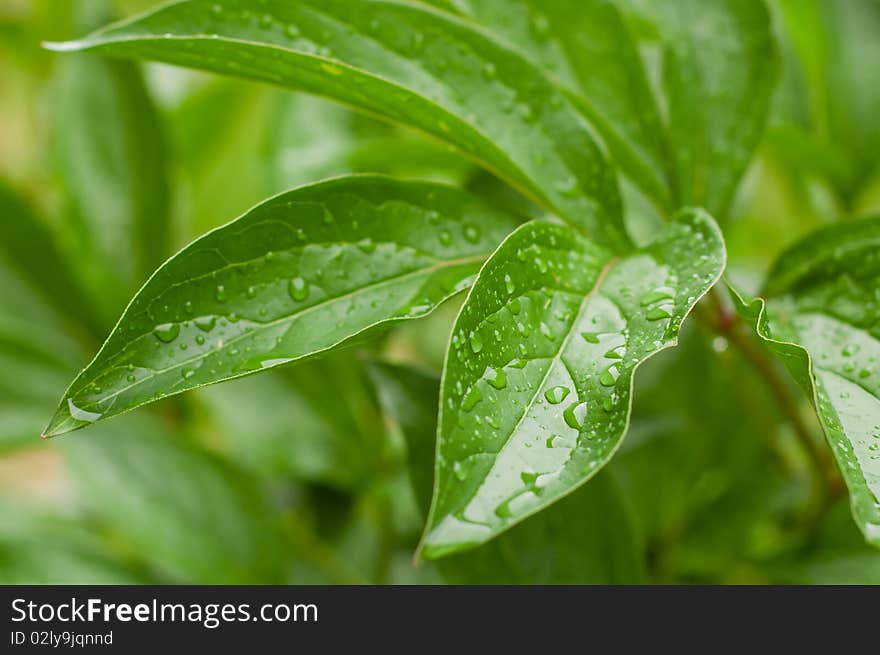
0 0 878 584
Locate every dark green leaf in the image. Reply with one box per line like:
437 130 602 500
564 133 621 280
52 53 170 319
48 0 628 249
425 0 672 211
420 210 725 557
369 361 645 583
44 176 519 437
63 414 288 583
730 216 880 547
618 0 777 217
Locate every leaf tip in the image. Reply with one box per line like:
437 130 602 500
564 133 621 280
42 40 86 53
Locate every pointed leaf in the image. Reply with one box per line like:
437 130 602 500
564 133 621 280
48 0 628 249
421 209 725 557
52 54 170 319
44 176 518 437
369 361 645 583
729 216 880 546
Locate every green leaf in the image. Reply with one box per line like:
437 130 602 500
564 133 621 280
63 414 288 583
618 0 778 217
0 180 95 332
44 176 519 437
420 209 725 558
729 216 880 547
425 0 777 219
424 0 672 211
52 53 170 319
48 0 628 250
369 361 645 583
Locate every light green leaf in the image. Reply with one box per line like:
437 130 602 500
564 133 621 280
52 53 170 319
369 361 645 583
729 216 880 547
44 176 519 437
420 209 725 558
425 0 671 211
48 0 628 249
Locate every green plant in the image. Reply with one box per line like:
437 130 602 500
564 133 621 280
2 0 879 583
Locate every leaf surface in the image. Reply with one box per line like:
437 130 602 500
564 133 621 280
52 53 170 319
44 176 518 436
730 217 880 546
369 361 645 582
421 210 725 557
48 0 628 249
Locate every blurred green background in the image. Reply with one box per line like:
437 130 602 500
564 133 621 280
1 0 879 584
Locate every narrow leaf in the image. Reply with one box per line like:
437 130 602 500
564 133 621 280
47 0 628 249
421 209 725 557
44 176 519 437
729 216 880 546
52 53 170 319
369 361 645 583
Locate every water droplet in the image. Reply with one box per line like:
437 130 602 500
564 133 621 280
599 365 619 387
126 374 136 383
518 103 535 122
246 286 257 298
544 385 570 404
215 285 227 302
640 288 674 306
195 334 206 345
285 24 300 38
859 369 871 379
563 401 588 429
288 277 309 301
357 238 376 254
195 315 216 332
581 331 601 343
322 207 334 224
508 358 527 369
546 435 560 448
469 331 483 354
504 274 516 295
153 323 180 343
509 297 522 314
182 368 196 380
604 345 625 359
841 344 860 357
646 306 671 321
532 14 550 38
486 367 507 390
453 460 466 481
260 13 273 28
482 62 497 80
463 224 480 243
555 176 579 197
439 229 453 246
462 385 483 411
184 300 193 314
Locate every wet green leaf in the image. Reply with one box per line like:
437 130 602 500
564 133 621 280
425 0 671 211
730 216 880 547
44 176 518 437
52 53 170 320
48 0 628 249
369 361 645 583
428 0 777 219
622 0 777 217
420 209 725 558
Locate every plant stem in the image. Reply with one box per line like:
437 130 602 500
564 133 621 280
696 289 836 495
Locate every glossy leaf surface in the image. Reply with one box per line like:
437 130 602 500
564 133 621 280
369 362 645 582
44 177 518 436
421 210 725 557
48 0 628 249
426 0 777 218
730 217 880 546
